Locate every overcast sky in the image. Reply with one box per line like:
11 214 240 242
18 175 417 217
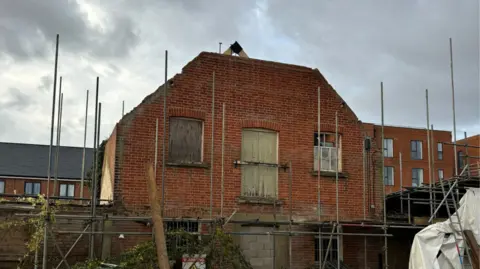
0 0 479 147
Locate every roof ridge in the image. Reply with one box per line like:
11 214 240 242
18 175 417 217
0 141 94 150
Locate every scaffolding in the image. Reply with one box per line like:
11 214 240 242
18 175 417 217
1 35 478 269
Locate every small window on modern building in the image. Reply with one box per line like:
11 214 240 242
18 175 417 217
383 138 393 157
314 132 342 172
412 168 424 187
0 181 4 194
458 151 465 171
59 184 75 197
168 117 203 164
384 166 394 186
25 182 41 196
315 235 339 263
437 143 443 160
410 140 423 160
438 169 444 181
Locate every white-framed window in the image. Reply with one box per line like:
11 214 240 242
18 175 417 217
383 138 393 157
0 181 4 194
168 117 204 164
438 169 444 181
59 184 75 197
25 182 41 195
241 128 278 198
411 140 423 160
437 143 443 160
315 234 339 263
314 132 342 172
384 166 394 186
412 168 424 187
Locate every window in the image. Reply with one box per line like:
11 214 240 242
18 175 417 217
165 221 199 255
384 166 394 186
168 117 203 164
437 143 443 160
412 168 424 187
0 181 4 194
315 236 338 263
59 184 75 197
438 169 444 181
241 129 278 198
24 182 41 195
314 132 342 172
411 140 423 160
383 138 393 157
458 151 465 171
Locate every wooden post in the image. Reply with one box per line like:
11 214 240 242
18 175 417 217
146 164 170 268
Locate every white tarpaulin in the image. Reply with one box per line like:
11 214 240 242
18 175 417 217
409 188 480 268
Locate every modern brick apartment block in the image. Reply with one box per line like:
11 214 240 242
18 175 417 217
362 124 454 194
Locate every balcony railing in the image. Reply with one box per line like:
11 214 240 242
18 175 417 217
314 146 338 172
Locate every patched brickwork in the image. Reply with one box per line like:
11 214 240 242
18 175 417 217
103 52 385 267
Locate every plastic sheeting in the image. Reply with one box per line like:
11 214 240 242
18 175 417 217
409 188 480 268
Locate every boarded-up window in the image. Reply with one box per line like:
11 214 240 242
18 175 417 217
169 117 203 163
241 129 277 198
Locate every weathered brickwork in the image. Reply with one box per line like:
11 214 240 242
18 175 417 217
99 52 387 267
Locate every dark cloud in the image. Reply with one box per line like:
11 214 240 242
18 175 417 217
266 0 480 132
0 0 139 61
0 0 478 147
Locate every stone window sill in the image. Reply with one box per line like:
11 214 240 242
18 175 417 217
236 196 283 206
310 170 348 179
166 162 209 169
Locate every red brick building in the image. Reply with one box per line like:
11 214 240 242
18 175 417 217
456 134 480 173
0 142 92 199
363 124 455 194
100 50 386 268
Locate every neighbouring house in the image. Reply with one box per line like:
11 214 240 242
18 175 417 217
363 124 454 194
456 134 480 173
0 142 93 199
99 46 388 268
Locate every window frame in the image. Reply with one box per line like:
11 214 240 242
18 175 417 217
168 117 204 164
241 128 279 198
438 169 444 181
383 166 394 186
165 220 200 259
383 138 394 158
24 182 41 196
59 183 75 198
0 180 4 194
314 234 340 263
314 132 343 173
412 168 424 187
437 142 443 160
410 140 423 160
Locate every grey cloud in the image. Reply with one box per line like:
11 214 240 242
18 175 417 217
266 0 479 132
0 0 139 61
1 88 34 110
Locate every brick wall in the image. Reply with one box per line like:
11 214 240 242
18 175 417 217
96 52 388 268
456 134 480 171
363 124 454 194
0 177 90 199
109 52 383 222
